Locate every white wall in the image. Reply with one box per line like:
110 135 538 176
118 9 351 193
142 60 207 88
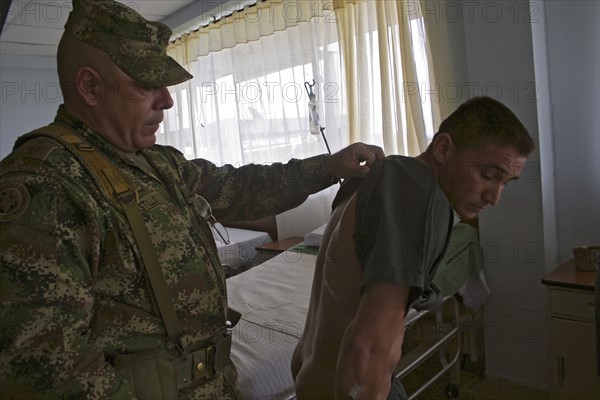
458 0 600 389
460 0 547 388
543 0 600 263
0 55 61 159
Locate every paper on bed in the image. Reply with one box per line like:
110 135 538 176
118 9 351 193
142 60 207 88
213 223 272 269
302 223 327 247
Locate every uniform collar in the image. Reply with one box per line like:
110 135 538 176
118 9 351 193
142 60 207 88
54 105 161 180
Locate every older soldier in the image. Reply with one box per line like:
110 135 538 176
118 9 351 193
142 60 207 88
0 0 383 398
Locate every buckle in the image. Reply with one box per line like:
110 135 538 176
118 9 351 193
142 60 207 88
75 142 94 152
116 189 138 204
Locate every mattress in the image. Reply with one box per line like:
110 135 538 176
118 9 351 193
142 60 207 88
228 251 316 400
213 223 272 270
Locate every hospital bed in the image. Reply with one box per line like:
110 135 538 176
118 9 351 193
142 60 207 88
214 217 276 275
213 224 272 275
227 221 487 399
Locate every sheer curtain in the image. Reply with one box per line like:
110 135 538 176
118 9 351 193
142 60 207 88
163 1 346 237
334 0 440 155
161 0 441 237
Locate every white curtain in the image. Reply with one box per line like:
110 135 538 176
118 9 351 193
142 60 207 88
162 2 345 237
161 0 439 238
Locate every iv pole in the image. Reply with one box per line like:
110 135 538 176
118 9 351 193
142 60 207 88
305 80 332 154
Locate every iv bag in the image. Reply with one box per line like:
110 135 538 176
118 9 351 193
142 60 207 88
308 97 321 135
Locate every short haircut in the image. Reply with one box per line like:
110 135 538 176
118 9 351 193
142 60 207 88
433 96 535 156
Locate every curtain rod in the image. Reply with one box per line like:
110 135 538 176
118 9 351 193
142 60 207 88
191 0 267 34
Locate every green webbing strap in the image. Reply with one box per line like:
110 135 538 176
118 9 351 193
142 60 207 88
117 197 184 342
32 124 184 342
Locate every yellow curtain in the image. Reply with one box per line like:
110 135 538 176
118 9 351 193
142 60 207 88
168 0 331 65
334 0 441 155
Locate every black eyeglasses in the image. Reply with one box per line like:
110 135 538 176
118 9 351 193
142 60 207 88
194 195 230 245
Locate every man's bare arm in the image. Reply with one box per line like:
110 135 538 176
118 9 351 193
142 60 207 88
335 282 411 399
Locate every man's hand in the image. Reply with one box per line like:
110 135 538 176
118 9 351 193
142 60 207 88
326 143 385 179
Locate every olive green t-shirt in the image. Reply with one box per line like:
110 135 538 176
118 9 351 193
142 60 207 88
335 155 454 310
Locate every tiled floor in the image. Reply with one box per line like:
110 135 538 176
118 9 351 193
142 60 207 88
401 355 550 400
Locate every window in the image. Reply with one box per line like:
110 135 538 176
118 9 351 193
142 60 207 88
161 11 345 166
162 2 437 163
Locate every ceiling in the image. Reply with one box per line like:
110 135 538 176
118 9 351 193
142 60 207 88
0 0 233 59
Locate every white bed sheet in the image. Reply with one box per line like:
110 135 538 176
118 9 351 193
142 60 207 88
214 224 272 270
228 251 316 400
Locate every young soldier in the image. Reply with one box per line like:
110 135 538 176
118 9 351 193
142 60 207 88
292 97 535 399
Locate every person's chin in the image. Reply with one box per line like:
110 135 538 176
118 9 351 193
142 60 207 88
135 130 157 149
456 207 478 221
142 136 157 149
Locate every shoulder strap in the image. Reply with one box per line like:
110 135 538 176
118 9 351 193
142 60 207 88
29 124 184 342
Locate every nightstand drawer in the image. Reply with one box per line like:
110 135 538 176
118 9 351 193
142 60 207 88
550 288 595 321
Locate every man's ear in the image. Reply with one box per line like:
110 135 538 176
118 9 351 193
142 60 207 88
430 132 455 164
75 67 102 106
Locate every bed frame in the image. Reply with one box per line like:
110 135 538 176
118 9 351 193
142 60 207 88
395 295 462 399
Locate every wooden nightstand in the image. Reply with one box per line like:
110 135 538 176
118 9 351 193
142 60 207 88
541 259 600 399
255 237 303 263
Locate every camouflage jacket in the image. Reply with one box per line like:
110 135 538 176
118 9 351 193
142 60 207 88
0 107 334 399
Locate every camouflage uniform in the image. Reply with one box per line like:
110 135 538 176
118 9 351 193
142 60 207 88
2 1 338 396
0 105 335 399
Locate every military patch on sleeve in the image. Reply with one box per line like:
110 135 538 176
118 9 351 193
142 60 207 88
0 182 31 222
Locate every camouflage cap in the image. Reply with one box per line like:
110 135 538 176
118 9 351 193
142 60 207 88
64 0 192 87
